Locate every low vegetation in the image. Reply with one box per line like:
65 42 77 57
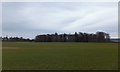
2 42 118 70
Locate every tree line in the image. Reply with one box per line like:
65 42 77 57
1 36 34 42
1 32 110 42
35 32 110 42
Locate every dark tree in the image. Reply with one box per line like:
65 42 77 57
63 33 66 42
33 32 110 42
74 32 78 42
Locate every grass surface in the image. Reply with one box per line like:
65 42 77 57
2 42 118 70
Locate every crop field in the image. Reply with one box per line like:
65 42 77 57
2 42 118 70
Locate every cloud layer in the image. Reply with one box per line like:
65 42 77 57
2 2 118 39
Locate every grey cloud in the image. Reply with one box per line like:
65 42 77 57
2 2 118 38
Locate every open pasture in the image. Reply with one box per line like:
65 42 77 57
2 42 118 70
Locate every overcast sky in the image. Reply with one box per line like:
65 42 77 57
2 2 118 39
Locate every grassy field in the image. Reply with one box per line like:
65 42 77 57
2 42 118 70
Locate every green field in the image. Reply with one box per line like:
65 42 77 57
2 42 118 70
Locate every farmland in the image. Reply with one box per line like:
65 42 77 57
2 42 118 70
